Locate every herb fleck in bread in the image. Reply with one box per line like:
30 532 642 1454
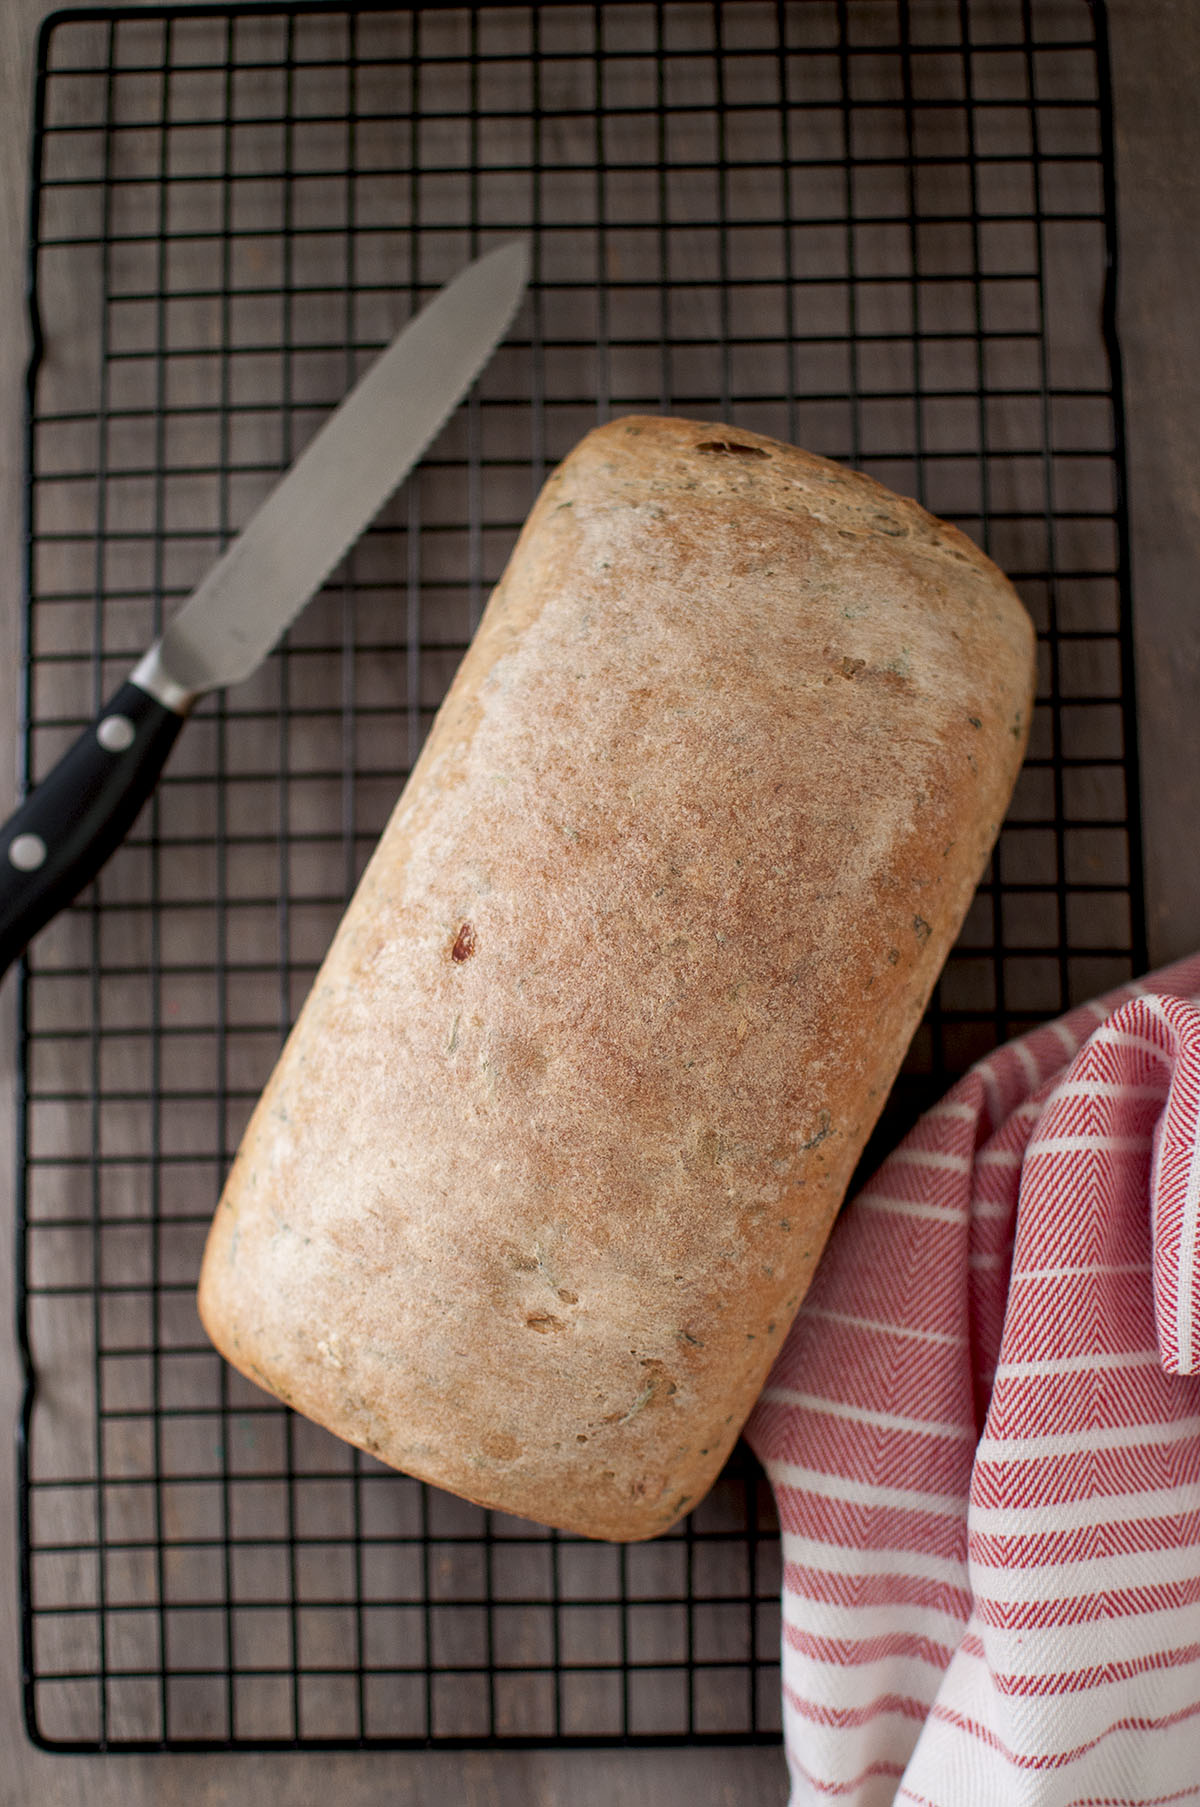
198 416 1036 1540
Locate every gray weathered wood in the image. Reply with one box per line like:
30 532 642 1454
0 3 1197 1802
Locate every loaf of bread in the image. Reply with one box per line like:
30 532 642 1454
198 415 1036 1540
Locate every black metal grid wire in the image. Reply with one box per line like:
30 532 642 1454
17 0 1142 1753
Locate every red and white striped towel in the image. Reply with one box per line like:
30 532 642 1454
745 952 1200 1805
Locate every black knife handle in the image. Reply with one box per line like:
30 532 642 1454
0 679 190 978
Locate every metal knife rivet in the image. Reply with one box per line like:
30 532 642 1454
8 833 48 873
97 714 136 753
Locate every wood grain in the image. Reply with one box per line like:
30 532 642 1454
0 2 1197 1802
1109 0 1200 964
0 5 789 1800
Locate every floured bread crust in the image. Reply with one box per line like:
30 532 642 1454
198 415 1036 1540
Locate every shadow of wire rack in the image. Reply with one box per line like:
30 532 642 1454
16 0 1142 1755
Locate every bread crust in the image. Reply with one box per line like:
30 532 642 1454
198 416 1036 1540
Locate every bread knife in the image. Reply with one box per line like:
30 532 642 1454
0 239 529 976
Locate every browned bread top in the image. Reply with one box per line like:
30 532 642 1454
198 415 1036 1540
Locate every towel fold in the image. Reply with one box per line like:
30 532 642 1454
746 953 1200 1805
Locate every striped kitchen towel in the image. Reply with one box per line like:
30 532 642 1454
745 952 1200 1805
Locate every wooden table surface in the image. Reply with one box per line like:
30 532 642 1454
1 2 1198 1803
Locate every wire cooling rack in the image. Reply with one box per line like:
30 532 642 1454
17 0 1141 1754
